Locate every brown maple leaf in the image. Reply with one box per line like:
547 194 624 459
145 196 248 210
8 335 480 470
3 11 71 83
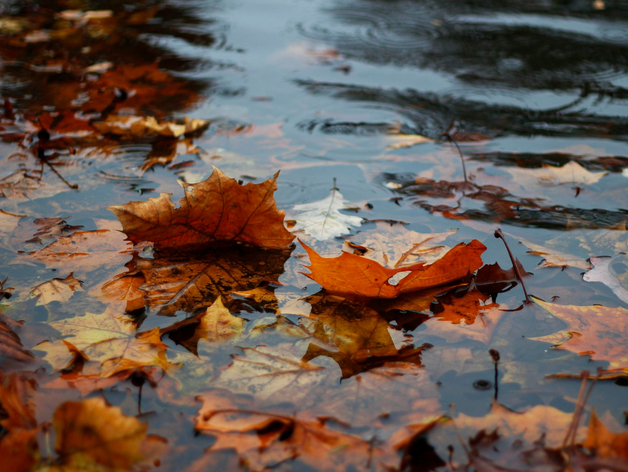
531 297 628 371
301 239 486 298
582 410 628 461
109 167 294 251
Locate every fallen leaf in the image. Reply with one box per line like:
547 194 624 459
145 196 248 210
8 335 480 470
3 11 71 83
109 167 294 251
195 390 395 472
505 160 607 186
30 273 83 305
289 188 362 241
53 397 147 470
0 314 35 366
38 310 175 378
530 297 628 370
386 133 434 150
583 254 628 304
301 239 486 298
455 400 582 448
344 223 458 267
162 297 245 355
519 237 590 270
583 410 628 461
93 115 210 138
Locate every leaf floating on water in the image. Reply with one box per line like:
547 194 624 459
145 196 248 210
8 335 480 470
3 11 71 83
583 254 628 304
109 167 294 251
531 297 628 370
53 397 148 470
30 273 83 306
93 115 210 138
505 160 607 186
301 239 486 298
290 188 362 241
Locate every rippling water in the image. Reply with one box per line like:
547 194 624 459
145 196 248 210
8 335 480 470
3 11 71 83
1 0 627 469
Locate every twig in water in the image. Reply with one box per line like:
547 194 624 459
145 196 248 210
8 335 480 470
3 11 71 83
489 349 500 401
441 122 470 190
494 228 531 303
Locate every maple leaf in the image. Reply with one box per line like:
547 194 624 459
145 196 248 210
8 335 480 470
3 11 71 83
289 187 363 240
127 245 291 316
162 297 245 355
583 254 628 304
37 310 175 378
530 297 628 371
109 167 294 251
52 397 148 470
30 273 83 305
301 239 486 298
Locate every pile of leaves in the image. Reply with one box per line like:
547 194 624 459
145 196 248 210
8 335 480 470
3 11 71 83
0 1 627 472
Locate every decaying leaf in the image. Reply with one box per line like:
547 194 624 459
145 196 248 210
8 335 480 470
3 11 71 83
583 254 628 304
289 188 362 241
386 133 434 150
531 297 628 371
30 273 83 305
519 238 590 270
301 239 485 298
93 115 210 138
109 167 294 251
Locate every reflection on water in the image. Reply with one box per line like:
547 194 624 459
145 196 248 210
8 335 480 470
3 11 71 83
1 0 627 470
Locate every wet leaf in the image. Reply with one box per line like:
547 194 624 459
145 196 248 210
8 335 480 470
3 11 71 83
289 188 362 241
505 160 607 186
344 223 458 267
194 390 396 472
30 273 83 305
301 239 486 298
162 297 245 355
583 254 628 304
582 410 628 461
93 115 210 138
110 167 294 251
53 397 148 470
531 297 628 371
0 314 35 366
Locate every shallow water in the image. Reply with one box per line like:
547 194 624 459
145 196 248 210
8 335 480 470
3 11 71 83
1 0 627 470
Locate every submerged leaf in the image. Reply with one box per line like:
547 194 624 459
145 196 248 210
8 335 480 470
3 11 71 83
93 115 210 138
30 273 83 305
531 297 628 370
583 254 628 304
290 188 362 241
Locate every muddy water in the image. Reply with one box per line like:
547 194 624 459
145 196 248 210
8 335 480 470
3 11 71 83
1 0 627 470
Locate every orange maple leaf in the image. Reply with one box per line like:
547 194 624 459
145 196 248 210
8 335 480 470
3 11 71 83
301 239 486 298
109 167 295 251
